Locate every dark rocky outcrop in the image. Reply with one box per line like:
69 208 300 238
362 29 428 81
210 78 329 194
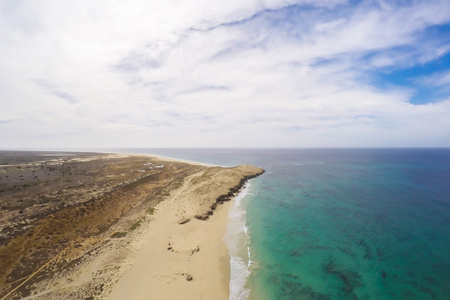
195 214 209 220
214 171 264 206
178 218 190 225
182 273 193 281
195 169 265 221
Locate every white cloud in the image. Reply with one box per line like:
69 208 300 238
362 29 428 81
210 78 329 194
421 70 450 87
1 0 450 148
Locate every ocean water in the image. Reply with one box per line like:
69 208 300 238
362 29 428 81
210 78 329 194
113 148 450 300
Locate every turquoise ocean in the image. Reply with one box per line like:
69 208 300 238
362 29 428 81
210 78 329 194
112 148 450 300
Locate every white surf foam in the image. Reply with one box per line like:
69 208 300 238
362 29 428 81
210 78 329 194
224 182 252 300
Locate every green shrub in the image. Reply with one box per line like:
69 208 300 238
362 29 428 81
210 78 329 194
111 232 127 238
129 219 143 231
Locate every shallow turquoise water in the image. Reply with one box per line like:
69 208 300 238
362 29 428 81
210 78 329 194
115 148 450 300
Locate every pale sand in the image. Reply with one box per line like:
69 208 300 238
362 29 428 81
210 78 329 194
118 152 216 167
106 163 263 300
107 196 233 300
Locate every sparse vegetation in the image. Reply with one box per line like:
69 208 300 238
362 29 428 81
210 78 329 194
111 232 127 238
129 218 144 231
0 151 220 298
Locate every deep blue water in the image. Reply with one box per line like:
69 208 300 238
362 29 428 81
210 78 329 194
112 148 450 300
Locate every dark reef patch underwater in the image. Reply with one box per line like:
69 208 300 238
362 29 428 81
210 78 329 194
114 148 450 300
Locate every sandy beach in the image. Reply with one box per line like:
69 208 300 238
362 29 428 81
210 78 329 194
107 162 263 300
107 191 233 300
0 152 263 299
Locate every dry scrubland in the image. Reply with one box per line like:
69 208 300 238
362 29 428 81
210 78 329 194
0 151 263 299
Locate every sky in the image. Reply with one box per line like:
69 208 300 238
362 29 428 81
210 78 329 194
1 0 450 149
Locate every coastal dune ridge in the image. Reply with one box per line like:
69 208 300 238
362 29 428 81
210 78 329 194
0 151 264 299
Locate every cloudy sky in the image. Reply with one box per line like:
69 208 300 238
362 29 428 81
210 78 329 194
1 0 450 148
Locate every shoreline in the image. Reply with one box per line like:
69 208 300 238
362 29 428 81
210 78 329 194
106 157 263 299
0 151 263 299
226 182 253 300
126 152 218 168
